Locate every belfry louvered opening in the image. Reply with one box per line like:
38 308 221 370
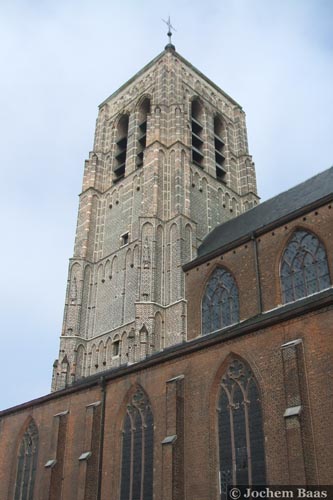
214 116 226 181
191 99 204 167
137 98 151 168
114 115 129 182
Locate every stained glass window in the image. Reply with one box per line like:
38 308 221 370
120 388 153 500
202 267 239 335
218 359 266 499
14 420 39 500
281 230 330 303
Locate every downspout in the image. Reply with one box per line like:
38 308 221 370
97 376 106 500
251 233 263 313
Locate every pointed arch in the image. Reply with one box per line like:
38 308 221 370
91 344 97 373
97 263 104 283
80 264 92 338
105 259 111 280
169 222 179 302
170 149 176 214
76 344 86 379
231 197 238 214
121 331 128 364
139 324 148 358
106 337 113 366
111 255 118 277
214 114 226 181
184 223 193 263
225 192 231 211
98 340 105 368
202 266 239 335
155 225 164 303
114 114 129 181
216 357 266 496
14 418 39 500
120 386 154 500
154 311 163 351
136 96 151 168
191 97 205 167
112 334 121 358
280 228 330 303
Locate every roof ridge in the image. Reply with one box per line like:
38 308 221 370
196 166 333 262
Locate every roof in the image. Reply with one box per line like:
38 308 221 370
188 166 333 267
99 46 242 109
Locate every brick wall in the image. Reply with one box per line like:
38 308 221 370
1 294 332 499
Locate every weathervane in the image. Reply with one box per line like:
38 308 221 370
162 16 176 47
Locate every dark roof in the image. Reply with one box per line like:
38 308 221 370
191 167 333 266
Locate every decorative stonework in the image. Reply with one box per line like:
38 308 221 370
52 47 258 391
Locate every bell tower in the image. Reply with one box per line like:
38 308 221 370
52 43 259 391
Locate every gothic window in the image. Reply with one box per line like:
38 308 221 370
214 116 226 182
137 98 151 167
191 99 204 167
202 267 239 335
280 229 330 303
114 115 129 182
218 359 266 499
14 420 39 500
120 388 154 500
76 344 86 379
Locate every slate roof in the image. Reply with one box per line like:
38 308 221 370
190 167 333 266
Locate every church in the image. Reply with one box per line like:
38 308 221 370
0 37 332 500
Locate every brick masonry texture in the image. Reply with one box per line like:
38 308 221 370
1 46 332 500
52 47 259 391
0 292 332 499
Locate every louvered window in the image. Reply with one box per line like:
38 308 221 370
137 98 150 167
114 115 129 182
214 116 226 182
191 99 204 167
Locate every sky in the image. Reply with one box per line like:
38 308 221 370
0 0 332 410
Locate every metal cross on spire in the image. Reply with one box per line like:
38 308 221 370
162 16 176 47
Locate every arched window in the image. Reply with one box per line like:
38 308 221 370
120 387 154 500
214 116 226 181
137 98 151 167
202 267 239 335
14 419 39 500
76 344 86 380
114 114 129 182
280 229 330 303
218 359 266 498
191 99 204 167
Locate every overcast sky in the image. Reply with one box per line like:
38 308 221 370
0 0 332 410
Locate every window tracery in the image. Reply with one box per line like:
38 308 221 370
120 387 153 500
202 267 239 335
218 359 266 498
281 229 330 303
14 420 39 500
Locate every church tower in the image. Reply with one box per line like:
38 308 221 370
52 41 259 391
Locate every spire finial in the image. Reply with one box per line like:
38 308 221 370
162 16 176 50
